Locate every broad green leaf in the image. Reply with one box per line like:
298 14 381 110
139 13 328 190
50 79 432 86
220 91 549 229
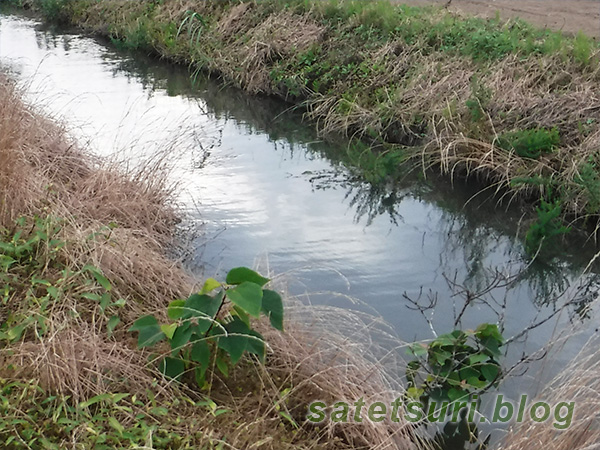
107 315 120 338
481 364 500 382
167 300 185 320
226 267 269 287
128 315 165 349
227 282 262 318
191 340 211 377
475 323 504 342
409 343 428 357
170 323 193 351
459 367 479 381
480 336 502 357
160 323 178 340
216 355 229 377
466 377 488 389
159 357 185 380
184 292 222 320
232 304 250 327
261 289 284 331
469 354 489 365
84 265 111 291
200 278 221 294
218 317 250 364
245 329 266 361
447 388 466 402
406 386 424 399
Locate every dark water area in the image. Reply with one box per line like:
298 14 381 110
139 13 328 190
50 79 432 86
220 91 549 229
2 11 600 447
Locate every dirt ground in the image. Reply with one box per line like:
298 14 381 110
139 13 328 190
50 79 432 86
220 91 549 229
400 0 600 37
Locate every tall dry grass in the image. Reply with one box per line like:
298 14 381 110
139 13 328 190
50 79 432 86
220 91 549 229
498 332 600 450
0 75 425 448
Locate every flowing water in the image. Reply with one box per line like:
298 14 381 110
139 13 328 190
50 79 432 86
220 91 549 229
1 11 600 445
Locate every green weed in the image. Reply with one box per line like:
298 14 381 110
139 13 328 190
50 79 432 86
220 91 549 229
497 127 560 159
0 379 208 449
130 267 284 387
0 216 124 344
407 323 504 407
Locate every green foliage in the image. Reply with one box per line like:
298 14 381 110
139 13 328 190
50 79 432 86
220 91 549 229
497 127 560 159
525 198 570 255
0 379 212 449
0 216 125 343
129 267 284 386
35 0 73 24
406 324 504 407
573 31 593 66
466 77 492 123
177 10 207 46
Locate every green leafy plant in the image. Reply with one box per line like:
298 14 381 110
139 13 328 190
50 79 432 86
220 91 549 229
129 267 284 386
406 324 504 407
497 127 560 159
0 216 125 343
0 379 209 449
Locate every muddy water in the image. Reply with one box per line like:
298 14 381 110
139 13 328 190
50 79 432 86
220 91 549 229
1 11 599 441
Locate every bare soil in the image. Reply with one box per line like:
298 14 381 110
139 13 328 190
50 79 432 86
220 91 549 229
400 0 600 37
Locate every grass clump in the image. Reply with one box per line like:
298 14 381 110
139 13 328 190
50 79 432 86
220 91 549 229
497 127 560 159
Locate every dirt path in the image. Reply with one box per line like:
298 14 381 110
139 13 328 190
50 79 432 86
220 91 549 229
400 0 600 37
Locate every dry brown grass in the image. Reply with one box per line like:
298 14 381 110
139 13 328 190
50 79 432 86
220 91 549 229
498 333 600 450
0 75 424 448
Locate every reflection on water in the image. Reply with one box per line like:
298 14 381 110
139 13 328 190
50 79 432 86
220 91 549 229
2 12 600 431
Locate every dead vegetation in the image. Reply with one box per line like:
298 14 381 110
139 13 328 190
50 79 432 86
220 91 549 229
499 333 600 450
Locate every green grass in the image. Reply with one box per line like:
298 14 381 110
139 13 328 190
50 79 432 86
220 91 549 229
497 127 560 159
0 379 206 449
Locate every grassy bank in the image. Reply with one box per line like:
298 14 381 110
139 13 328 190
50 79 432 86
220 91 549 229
15 0 600 242
0 76 425 448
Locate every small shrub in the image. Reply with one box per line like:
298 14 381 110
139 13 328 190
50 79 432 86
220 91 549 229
35 0 73 24
573 31 593 66
497 127 560 159
406 323 504 409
